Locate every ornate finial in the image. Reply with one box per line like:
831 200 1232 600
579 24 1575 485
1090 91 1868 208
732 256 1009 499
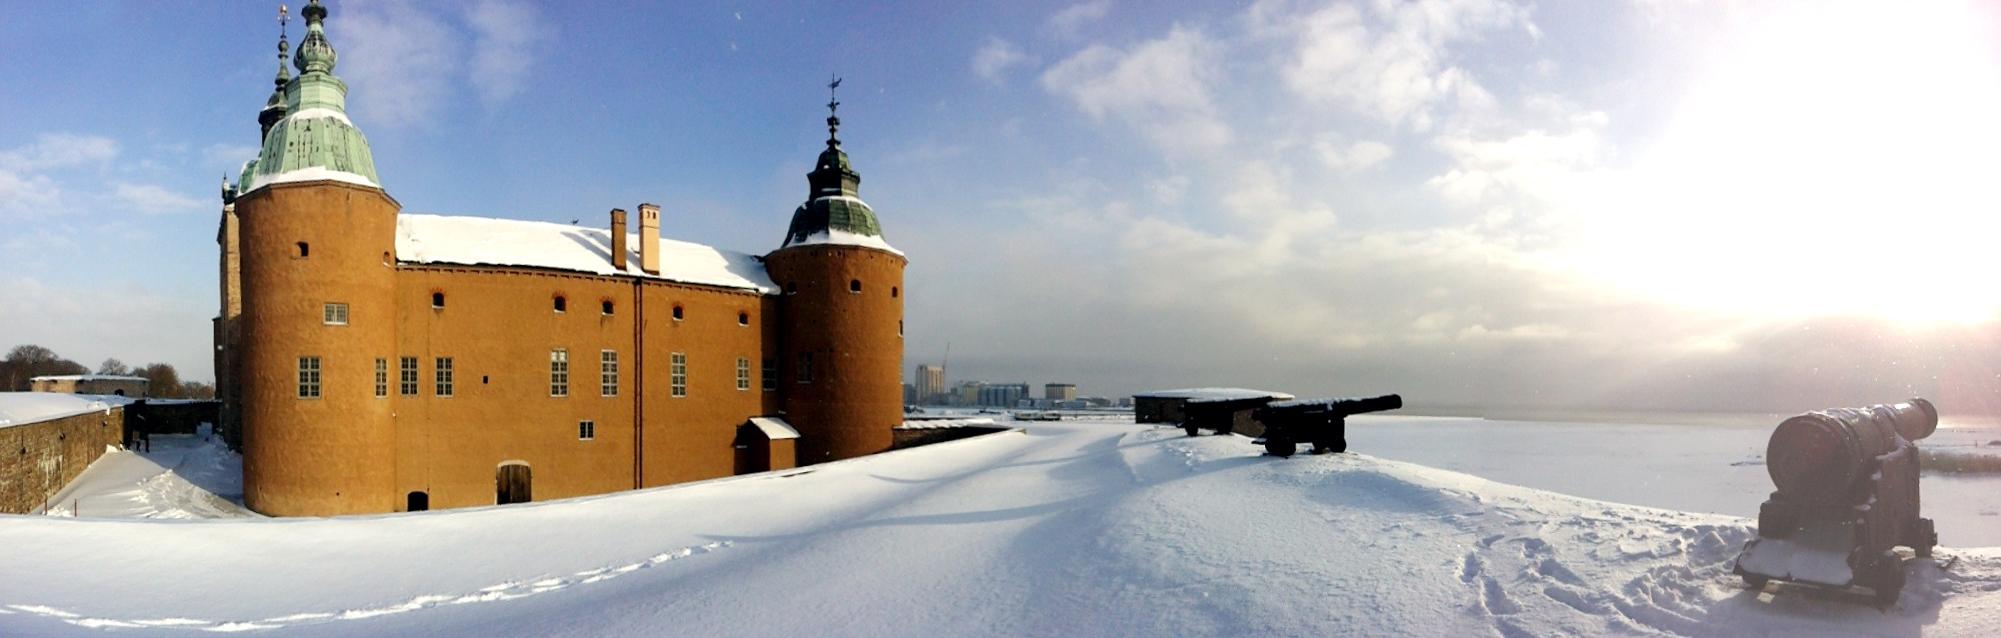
294 0 336 74
826 75 843 144
274 5 291 87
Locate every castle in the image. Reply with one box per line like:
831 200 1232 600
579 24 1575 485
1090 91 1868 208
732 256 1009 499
213 1 906 516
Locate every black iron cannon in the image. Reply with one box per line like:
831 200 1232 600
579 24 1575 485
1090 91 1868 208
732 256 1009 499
1251 394 1403 458
1733 398 1939 607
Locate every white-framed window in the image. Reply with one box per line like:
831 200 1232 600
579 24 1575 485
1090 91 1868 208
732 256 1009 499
399 356 419 396
578 420 596 441
671 352 687 397
297 356 321 399
736 357 750 391
434 357 454 397
374 358 387 398
762 358 776 391
550 349 569 397
323 302 348 325
600 350 619 397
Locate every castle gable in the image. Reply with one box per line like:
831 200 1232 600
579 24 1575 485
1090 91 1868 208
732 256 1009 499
395 213 776 293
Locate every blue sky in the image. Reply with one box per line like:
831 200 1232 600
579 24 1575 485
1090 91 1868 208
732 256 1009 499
4 0 1999 412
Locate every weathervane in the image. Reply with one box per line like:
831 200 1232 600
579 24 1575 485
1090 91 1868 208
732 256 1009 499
826 75 842 142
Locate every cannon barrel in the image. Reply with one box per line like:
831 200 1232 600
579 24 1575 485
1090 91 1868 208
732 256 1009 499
1767 397 1936 503
1263 394 1403 416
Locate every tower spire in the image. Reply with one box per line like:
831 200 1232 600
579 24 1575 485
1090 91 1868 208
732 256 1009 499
275 4 291 88
826 75 843 145
294 0 336 75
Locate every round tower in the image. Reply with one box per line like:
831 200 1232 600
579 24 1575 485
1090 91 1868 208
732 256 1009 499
233 0 399 516
766 86 907 463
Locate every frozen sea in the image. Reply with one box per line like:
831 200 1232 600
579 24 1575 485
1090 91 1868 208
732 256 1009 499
1348 414 2001 546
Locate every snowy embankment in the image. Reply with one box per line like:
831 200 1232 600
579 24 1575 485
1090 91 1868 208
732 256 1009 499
2 423 1997 636
35 427 252 520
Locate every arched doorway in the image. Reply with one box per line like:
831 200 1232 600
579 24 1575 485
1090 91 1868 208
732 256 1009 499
496 461 532 505
406 491 429 512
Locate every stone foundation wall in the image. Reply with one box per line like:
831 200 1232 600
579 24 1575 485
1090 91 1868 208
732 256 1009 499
0 407 125 514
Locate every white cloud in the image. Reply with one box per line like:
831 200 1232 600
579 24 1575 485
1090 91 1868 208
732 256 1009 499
972 38 1031 85
111 183 205 215
1041 27 1232 154
0 169 61 217
1315 138 1395 171
1251 0 1535 129
466 0 552 106
0 133 118 171
1048 0 1114 36
340 0 461 127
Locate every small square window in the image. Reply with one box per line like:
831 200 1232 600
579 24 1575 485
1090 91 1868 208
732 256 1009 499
578 420 596 441
431 292 445 308
323 302 349 325
602 300 614 315
850 279 862 293
672 305 684 321
553 296 567 313
738 311 749 326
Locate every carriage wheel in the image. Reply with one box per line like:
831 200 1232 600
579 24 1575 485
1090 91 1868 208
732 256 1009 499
1915 518 1937 559
1184 424 1200 437
1870 556 1906 608
1315 437 1348 454
1265 439 1296 458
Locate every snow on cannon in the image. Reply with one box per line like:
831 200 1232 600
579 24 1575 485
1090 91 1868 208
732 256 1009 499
1250 395 1403 458
1733 397 1940 607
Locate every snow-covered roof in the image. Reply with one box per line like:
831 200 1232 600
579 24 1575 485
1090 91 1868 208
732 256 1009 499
396 214 777 293
781 228 904 256
746 417 800 440
1132 388 1296 403
0 392 131 429
244 165 381 194
896 417 1000 430
29 375 149 383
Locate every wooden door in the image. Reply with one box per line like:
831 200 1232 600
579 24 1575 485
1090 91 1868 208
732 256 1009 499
496 463 532 504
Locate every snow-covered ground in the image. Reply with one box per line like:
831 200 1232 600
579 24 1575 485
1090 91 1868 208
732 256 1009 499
34 426 253 520
2 422 1998 636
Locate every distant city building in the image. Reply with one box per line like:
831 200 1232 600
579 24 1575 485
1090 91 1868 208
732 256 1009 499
953 381 984 407
903 383 917 405
1045 383 1077 402
1116 397 1133 408
978 383 1030 408
29 375 150 397
915 364 945 403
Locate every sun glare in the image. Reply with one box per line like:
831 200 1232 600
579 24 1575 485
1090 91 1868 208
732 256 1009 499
1574 1 2001 325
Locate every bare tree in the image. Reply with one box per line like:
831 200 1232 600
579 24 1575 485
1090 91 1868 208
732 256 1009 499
138 362 182 398
97 358 131 376
179 381 217 400
1 344 86 390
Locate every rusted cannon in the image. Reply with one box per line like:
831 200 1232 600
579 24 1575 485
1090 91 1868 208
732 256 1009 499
1251 395 1403 458
1734 398 1939 607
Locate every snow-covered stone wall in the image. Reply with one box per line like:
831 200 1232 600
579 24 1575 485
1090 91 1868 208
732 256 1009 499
0 402 124 514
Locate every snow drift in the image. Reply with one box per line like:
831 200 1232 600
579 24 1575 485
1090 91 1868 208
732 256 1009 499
1 423 1995 636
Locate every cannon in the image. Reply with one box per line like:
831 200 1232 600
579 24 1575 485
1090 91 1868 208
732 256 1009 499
1250 395 1403 458
1733 398 1939 607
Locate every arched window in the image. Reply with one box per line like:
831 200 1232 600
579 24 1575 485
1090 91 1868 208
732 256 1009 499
407 491 429 512
602 300 615 315
672 305 684 321
296 242 310 258
784 282 798 295
553 295 567 313
891 286 899 298
432 292 446 308
738 311 749 326
850 279 862 293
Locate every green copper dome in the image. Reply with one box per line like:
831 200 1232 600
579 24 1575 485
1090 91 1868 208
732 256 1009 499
777 94 894 252
238 0 380 195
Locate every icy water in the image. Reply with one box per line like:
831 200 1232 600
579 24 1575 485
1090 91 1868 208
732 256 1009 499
1349 414 2001 546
